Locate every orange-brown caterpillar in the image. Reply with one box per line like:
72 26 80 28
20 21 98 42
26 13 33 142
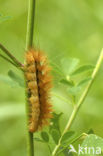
25 49 52 133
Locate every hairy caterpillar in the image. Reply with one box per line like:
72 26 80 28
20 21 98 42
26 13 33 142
25 49 52 133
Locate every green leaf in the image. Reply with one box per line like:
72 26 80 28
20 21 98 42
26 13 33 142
72 65 95 75
51 62 64 76
0 74 18 87
59 79 74 87
41 132 49 142
61 58 79 75
34 137 44 142
50 112 63 135
51 129 60 144
68 86 81 95
88 129 94 134
77 77 92 87
8 70 24 87
61 131 75 144
79 134 103 156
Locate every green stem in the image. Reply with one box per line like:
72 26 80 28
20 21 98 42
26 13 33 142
70 133 88 145
0 54 24 71
0 43 23 67
25 0 36 156
52 49 103 156
0 54 18 67
26 0 36 50
56 133 88 155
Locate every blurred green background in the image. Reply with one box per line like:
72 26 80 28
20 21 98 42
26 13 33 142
0 0 103 156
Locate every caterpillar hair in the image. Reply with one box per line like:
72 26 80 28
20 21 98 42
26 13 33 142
25 49 52 133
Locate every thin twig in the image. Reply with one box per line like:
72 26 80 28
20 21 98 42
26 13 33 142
56 133 88 155
25 0 36 156
0 54 24 71
0 43 23 67
52 49 103 156
0 54 18 67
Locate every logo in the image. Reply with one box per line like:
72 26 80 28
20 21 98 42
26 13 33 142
68 144 102 155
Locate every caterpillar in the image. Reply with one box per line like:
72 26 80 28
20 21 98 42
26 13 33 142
25 49 52 133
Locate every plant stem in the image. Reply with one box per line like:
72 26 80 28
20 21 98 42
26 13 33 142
25 0 36 156
0 54 24 71
52 49 103 156
0 54 18 67
0 43 23 67
26 0 36 50
56 133 88 155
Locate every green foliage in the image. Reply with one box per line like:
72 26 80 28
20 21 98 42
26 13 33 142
0 74 17 87
88 129 95 134
50 112 63 135
8 70 24 87
59 79 74 87
0 0 103 156
0 70 24 88
55 57 95 105
77 77 92 87
61 131 75 144
34 137 44 143
72 65 95 75
79 134 103 156
67 86 81 96
50 129 60 144
41 132 49 142
61 58 79 75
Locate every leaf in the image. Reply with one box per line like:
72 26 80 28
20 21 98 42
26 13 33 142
61 131 75 144
51 129 60 144
61 58 79 75
68 86 81 95
79 134 103 156
8 70 24 87
51 62 64 76
50 112 63 135
41 132 49 142
88 129 94 134
34 137 44 142
72 65 95 75
56 132 76 156
59 79 74 87
63 148 74 156
77 77 92 87
0 74 18 87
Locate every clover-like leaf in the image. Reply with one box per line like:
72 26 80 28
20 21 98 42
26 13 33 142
50 112 63 135
77 77 92 87
34 137 44 142
0 74 18 87
41 131 49 142
61 131 75 144
61 58 79 75
59 79 74 87
51 129 60 144
68 86 81 95
79 134 103 156
72 65 95 75
8 70 24 87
